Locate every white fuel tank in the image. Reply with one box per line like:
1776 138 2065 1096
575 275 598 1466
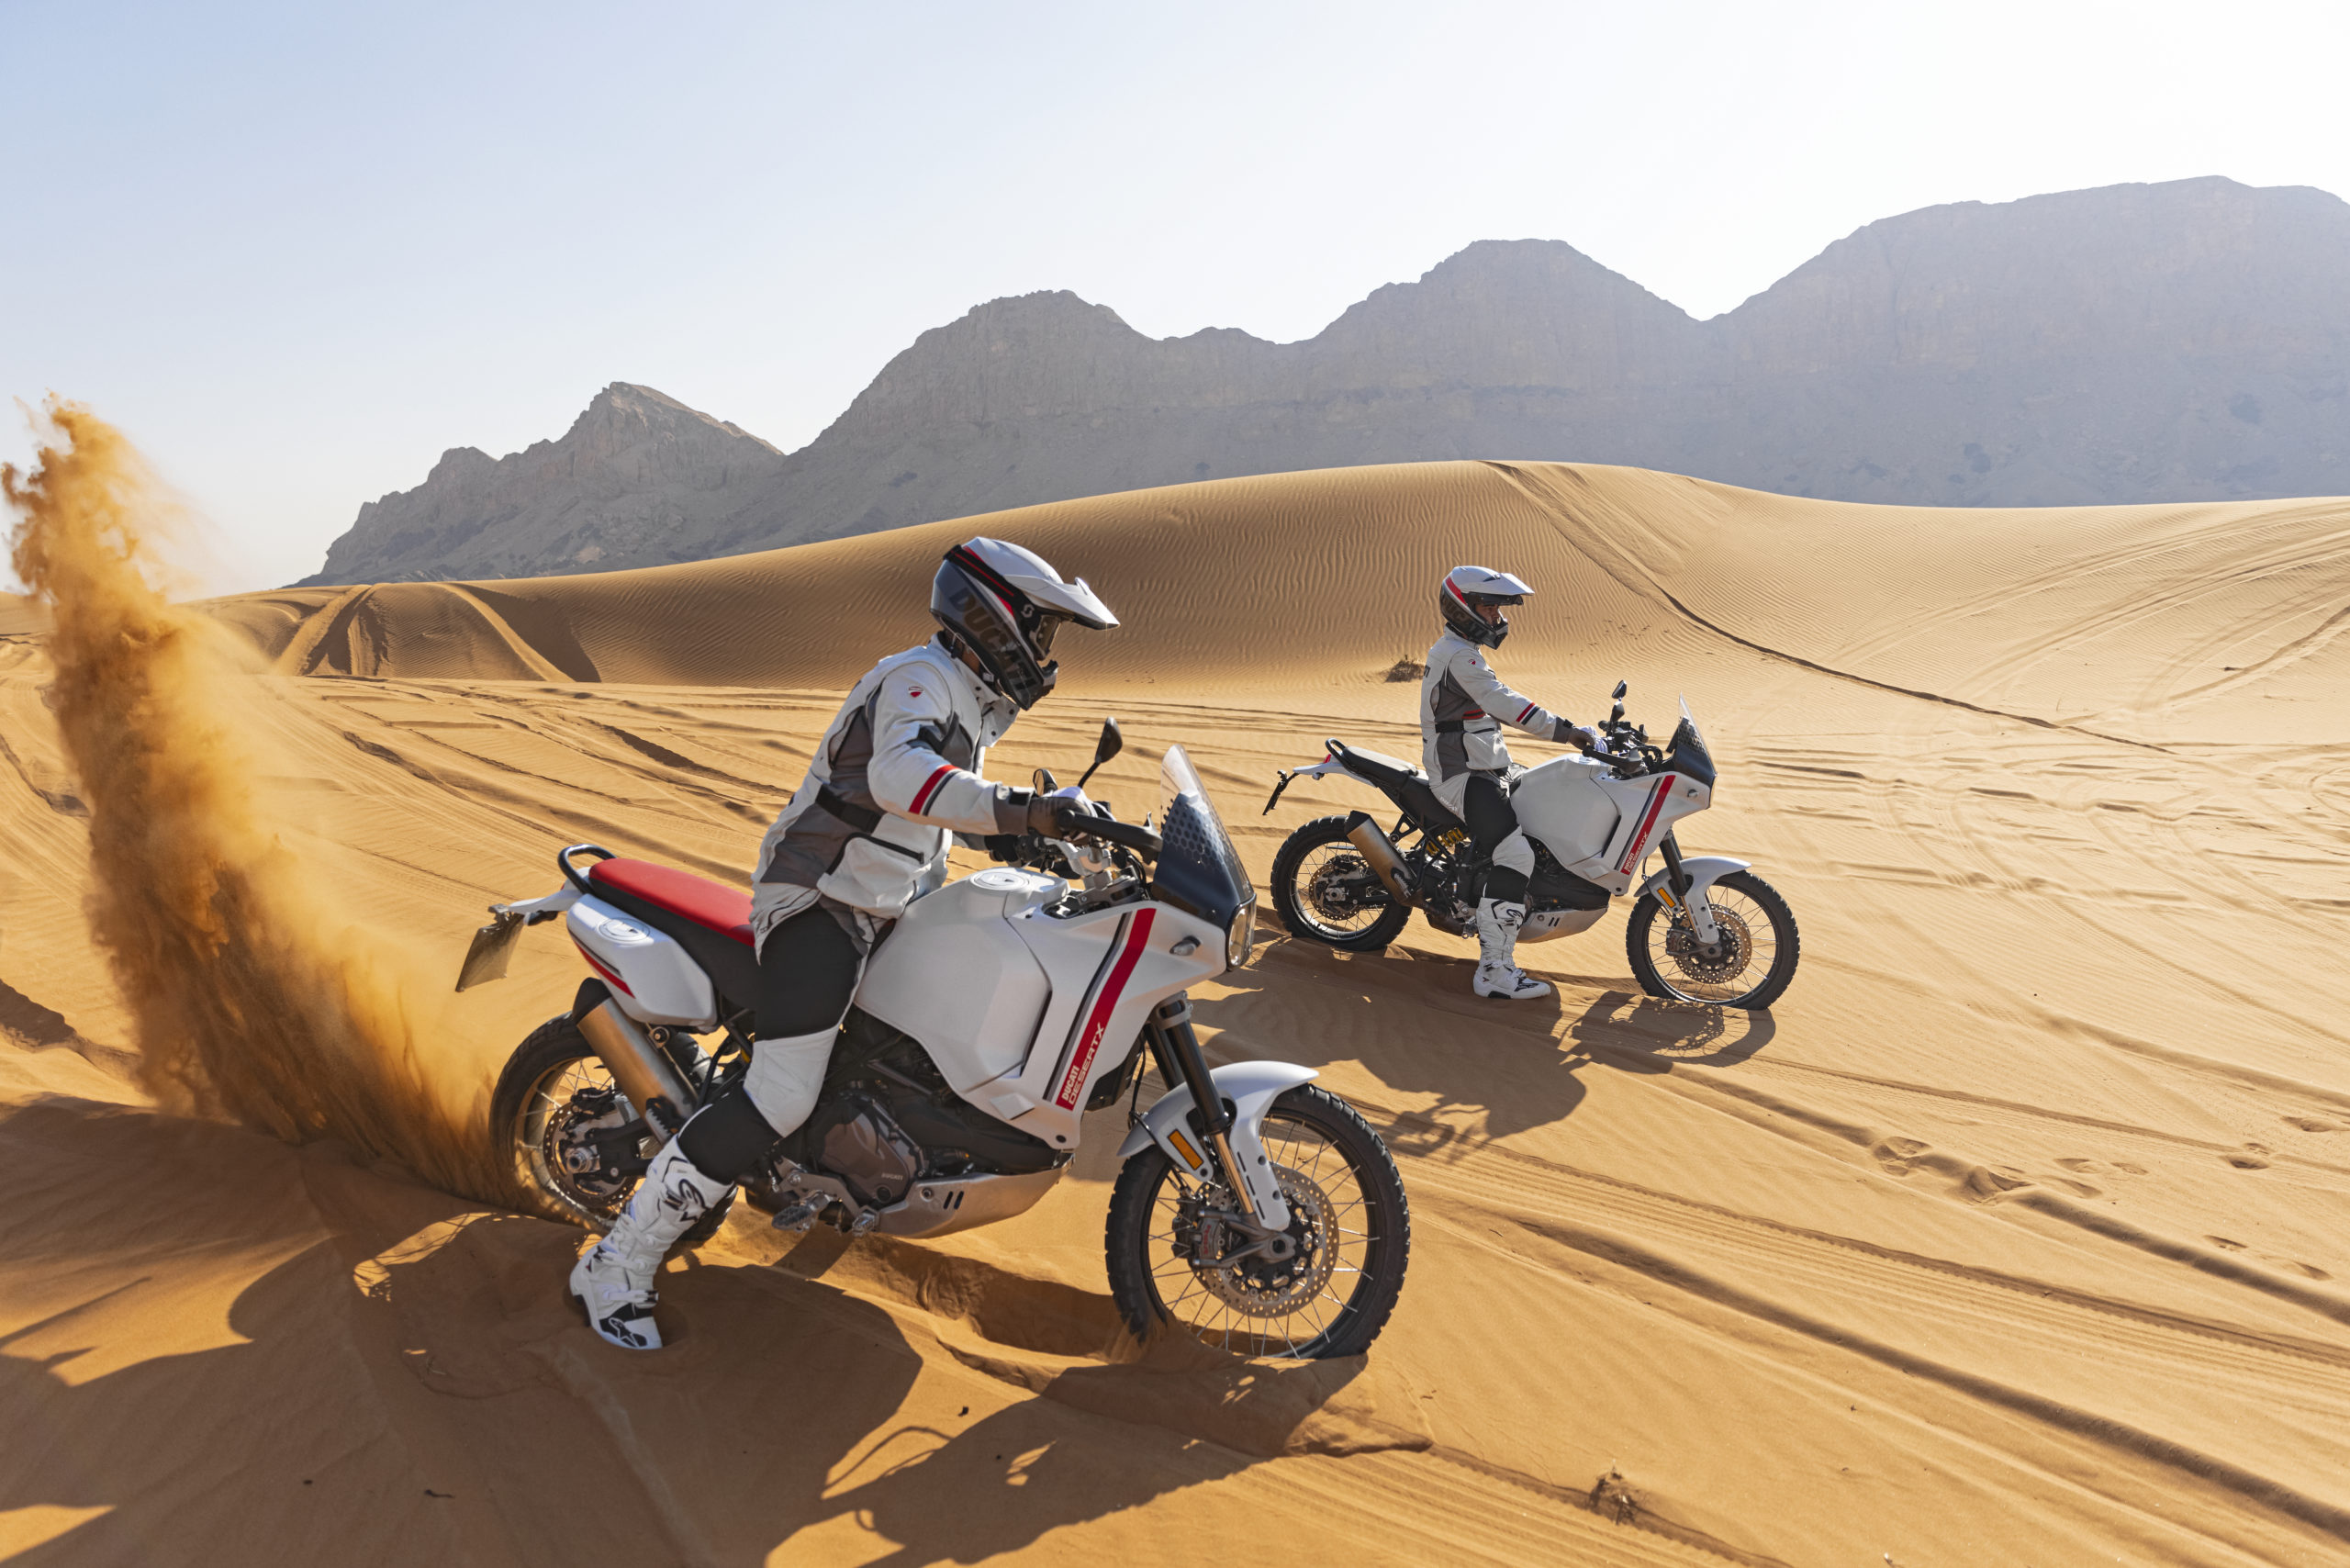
1512 755 1623 866
856 869 1059 1092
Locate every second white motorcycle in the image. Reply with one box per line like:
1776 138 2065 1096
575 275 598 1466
1263 682 1800 1009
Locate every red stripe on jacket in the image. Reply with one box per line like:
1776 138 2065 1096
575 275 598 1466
909 764 956 815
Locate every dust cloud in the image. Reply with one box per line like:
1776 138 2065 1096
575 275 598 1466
3 399 489 1193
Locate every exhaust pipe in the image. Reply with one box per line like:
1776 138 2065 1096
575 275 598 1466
576 998 695 1144
1345 812 1417 907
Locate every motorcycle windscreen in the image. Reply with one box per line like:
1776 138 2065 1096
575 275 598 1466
1150 744 1254 931
1667 698 1717 788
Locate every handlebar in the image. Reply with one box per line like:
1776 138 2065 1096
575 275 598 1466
1053 806 1162 857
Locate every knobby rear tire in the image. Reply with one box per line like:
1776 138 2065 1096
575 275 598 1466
488 1014 734 1247
1270 814 1414 953
1624 868 1800 1010
1104 1084 1410 1360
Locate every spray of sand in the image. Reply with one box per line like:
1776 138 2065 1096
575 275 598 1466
3 399 489 1193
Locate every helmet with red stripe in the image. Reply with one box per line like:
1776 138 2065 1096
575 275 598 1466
1440 565 1532 649
932 537 1118 709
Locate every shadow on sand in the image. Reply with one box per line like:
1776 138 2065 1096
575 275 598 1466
0 1086 1403 1565
1198 936 1778 1150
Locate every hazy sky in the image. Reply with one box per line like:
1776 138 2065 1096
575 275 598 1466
6 0 2347 589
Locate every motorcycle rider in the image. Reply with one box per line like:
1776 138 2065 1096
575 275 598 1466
1423 566 1599 1002
571 536 1118 1349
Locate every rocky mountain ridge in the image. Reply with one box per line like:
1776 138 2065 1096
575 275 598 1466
304 176 2350 585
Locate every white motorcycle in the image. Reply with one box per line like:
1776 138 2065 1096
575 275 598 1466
462 725 1410 1360
1263 682 1800 1009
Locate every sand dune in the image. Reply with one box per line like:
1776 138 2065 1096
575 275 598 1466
6 458 2350 1563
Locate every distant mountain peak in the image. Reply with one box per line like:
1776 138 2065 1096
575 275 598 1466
303 176 2350 588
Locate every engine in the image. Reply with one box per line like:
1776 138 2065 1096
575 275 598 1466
779 1008 1066 1204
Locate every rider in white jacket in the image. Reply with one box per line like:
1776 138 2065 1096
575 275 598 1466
571 537 1118 1349
1423 566 1598 1002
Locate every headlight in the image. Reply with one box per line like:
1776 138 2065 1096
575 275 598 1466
1225 902 1257 969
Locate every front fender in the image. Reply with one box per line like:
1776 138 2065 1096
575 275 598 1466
1637 855 1750 904
1118 1060 1318 1226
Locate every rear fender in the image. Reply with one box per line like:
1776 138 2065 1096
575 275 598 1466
1117 1061 1318 1227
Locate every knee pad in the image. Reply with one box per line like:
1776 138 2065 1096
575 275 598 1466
742 1030 834 1139
676 1085 782 1185
1485 829 1534 903
1492 828 1536 879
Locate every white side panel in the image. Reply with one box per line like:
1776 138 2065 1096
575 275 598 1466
565 896 716 1027
1564 773 1713 895
987 900 1226 1151
1512 755 1622 865
857 870 1058 1092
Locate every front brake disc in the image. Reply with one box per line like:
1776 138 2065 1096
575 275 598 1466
1194 1165 1338 1317
1665 907 1753 985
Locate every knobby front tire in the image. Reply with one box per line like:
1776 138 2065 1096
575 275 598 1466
1625 868 1800 1009
1105 1084 1410 1360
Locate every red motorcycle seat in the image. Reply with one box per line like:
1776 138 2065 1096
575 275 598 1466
588 858 754 946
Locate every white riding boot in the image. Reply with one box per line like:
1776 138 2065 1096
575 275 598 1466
1472 898 1552 1001
569 1137 733 1350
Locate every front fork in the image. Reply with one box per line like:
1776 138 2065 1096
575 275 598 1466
1143 995 1293 1230
1656 833 1724 945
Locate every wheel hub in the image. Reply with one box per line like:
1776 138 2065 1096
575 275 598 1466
1665 907 1753 984
1305 854 1381 921
542 1085 638 1216
1178 1165 1337 1317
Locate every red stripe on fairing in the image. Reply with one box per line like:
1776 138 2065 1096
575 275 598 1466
1616 777 1676 875
572 936 634 996
909 765 956 814
1055 909 1156 1110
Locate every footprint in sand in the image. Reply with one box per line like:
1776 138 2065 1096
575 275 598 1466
2283 1115 2344 1133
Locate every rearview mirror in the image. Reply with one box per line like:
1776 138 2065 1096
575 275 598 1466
1075 717 1123 791
1612 680 1628 700
1034 767 1059 792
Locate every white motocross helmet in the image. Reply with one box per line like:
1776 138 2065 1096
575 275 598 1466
932 537 1118 709
1440 565 1534 649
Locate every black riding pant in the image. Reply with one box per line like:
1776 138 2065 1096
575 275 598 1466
1463 774 1530 905
680 900 875 1182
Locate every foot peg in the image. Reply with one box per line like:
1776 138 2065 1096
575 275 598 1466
769 1201 821 1233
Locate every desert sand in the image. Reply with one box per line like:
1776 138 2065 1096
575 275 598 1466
5 452 2350 1564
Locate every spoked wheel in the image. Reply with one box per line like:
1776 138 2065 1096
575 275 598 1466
1270 814 1413 951
1625 869 1801 1009
487 1015 733 1244
1105 1084 1410 1359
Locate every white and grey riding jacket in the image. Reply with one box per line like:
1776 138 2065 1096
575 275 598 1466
1420 630 1576 810
752 639 1027 935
